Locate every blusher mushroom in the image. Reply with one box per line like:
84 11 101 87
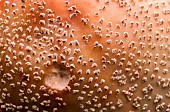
0 0 170 112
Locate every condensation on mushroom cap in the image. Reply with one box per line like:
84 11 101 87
44 65 71 91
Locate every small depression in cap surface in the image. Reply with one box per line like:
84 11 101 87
44 65 71 91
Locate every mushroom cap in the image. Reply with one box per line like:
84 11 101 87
0 0 170 112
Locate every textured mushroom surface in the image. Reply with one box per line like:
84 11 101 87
0 0 170 112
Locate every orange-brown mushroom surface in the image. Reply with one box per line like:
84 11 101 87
0 0 170 112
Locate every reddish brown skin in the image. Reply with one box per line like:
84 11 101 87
0 0 170 112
